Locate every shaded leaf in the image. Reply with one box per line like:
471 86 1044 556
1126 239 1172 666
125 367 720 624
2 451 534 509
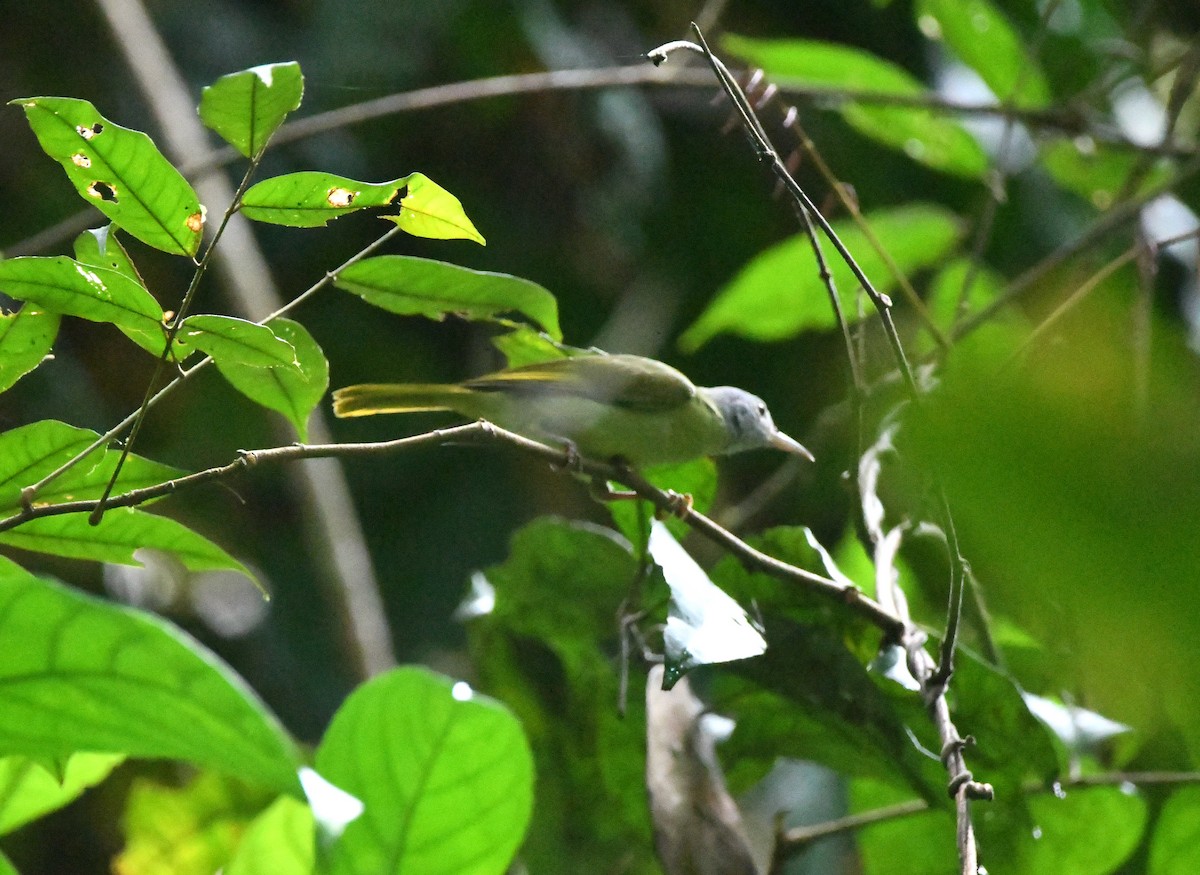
173 314 297 368
0 558 302 792
225 796 315 875
240 172 407 227
0 420 182 510
0 305 58 394
1040 138 1174 209
1150 786 1200 875
723 35 988 178
214 318 328 441
199 62 304 158
116 770 275 875
681 204 962 350
916 0 1052 107
11 96 203 256
316 666 533 875
851 778 954 875
0 753 123 835
606 457 717 549
0 256 165 355
336 255 561 340
382 172 486 244
0 507 250 577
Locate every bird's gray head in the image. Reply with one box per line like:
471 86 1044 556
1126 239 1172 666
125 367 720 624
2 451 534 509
702 387 815 460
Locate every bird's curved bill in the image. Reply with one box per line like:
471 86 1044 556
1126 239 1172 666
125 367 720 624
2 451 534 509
770 430 815 462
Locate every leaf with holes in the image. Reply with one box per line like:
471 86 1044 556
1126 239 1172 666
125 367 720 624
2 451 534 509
0 420 183 511
0 256 166 355
214 318 328 441
173 314 298 368
0 305 58 394
336 255 561 340
240 172 409 227
0 558 302 792
383 173 485 244
11 96 204 256
316 667 533 875
200 62 304 159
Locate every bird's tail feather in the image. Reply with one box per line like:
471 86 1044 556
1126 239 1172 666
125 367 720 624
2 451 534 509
332 383 470 417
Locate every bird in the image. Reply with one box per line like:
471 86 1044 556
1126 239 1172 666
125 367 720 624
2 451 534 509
332 352 813 468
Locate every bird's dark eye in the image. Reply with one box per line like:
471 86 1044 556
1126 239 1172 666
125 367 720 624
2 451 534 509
757 403 767 417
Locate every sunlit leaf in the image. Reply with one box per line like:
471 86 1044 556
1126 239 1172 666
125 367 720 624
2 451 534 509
72 224 148 289
336 255 562 340
382 172 486 244
240 172 407 227
0 255 165 354
0 753 123 834
0 507 251 577
199 62 304 158
0 305 58 394
647 520 766 686
722 35 988 178
915 0 1052 107
316 666 533 875
490 324 575 369
173 314 298 368
225 796 315 875
680 204 962 350
116 770 275 875
0 420 182 510
0 558 302 792
11 96 203 256
213 318 328 441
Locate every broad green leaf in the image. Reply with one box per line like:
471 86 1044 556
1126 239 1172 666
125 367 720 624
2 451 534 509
0 420 182 510
851 778 954 875
916 0 1052 107
1150 786 1200 874
722 35 987 178
316 666 533 875
0 305 58 394
0 507 250 577
606 457 717 549
336 255 562 340
1040 139 1174 209
0 558 302 792
214 318 328 441
72 224 148 290
383 172 486 245
0 753 123 834
0 850 15 875
925 257 1005 332
490 324 575 369
0 256 165 355
225 796 314 875
173 314 297 368
116 771 275 875
240 172 408 227
11 96 203 256
199 62 304 158
680 204 962 350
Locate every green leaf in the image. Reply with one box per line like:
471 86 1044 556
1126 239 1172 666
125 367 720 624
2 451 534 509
606 457 717 549
490 324 576 369
722 35 988 178
116 770 276 875
173 314 298 368
0 752 123 834
316 666 533 875
0 305 58 394
0 420 182 510
0 255 165 355
240 172 408 227
1150 786 1200 874
915 0 1052 108
680 204 962 350
214 318 328 441
199 62 304 159
11 96 204 256
0 850 15 875
851 778 954 875
1040 139 1174 209
0 507 250 577
382 172 486 244
72 224 148 289
336 255 562 340
225 796 314 875
0 558 302 792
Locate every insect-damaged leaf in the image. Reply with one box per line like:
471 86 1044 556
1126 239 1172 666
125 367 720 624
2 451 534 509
382 173 485 245
199 62 304 159
11 97 204 257
240 172 408 227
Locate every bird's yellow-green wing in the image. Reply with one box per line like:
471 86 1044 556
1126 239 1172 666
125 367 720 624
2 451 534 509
463 353 696 413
